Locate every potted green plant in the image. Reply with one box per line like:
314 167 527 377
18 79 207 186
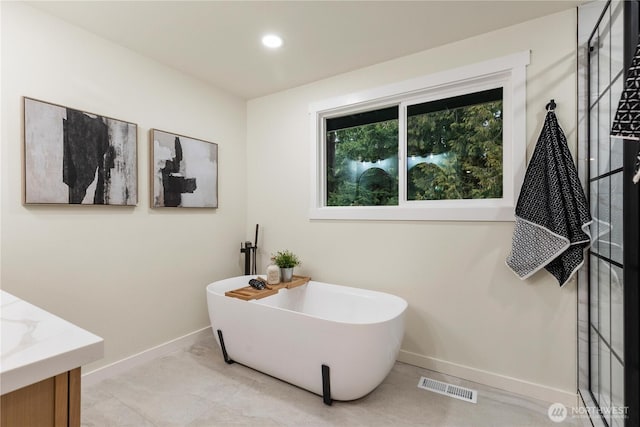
273 250 301 282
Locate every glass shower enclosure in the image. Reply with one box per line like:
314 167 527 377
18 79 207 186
578 1 640 426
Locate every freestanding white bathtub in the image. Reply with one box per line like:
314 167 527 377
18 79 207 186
206 275 407 404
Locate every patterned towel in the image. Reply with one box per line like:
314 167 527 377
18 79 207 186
506 111 592 287
611 35 640 141
611 35 640 183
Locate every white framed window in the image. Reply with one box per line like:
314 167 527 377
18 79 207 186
309 51 530 221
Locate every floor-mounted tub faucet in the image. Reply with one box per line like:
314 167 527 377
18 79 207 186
240 224 259 275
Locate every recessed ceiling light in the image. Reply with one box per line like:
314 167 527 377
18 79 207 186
262 34 283 49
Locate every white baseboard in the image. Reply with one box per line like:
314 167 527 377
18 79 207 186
82 326 213 388
398 349 578 408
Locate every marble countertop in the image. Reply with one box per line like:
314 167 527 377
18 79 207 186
1 290 104 395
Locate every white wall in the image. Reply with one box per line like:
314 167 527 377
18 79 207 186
0 2 247 371
2 2 581 405
247 10 578 404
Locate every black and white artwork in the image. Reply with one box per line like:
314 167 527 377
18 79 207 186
151 129 218 208
24 98 137 205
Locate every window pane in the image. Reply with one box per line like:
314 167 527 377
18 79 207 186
406 89 502 200
326 115 399 206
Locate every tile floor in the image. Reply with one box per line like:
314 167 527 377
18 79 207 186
81 333 590 426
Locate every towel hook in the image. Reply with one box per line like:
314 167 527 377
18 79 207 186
546 99 556 112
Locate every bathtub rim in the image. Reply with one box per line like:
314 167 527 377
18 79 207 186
207 275 408 326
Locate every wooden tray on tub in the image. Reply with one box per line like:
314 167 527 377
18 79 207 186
225 275 311 301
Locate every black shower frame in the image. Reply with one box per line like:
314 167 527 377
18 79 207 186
586 1 640 425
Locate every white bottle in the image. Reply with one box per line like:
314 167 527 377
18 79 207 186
266 257 280 285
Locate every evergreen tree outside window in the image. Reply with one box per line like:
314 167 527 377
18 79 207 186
326 108 398 206
309 51 529 221
324 89 503 206
406 88 503 201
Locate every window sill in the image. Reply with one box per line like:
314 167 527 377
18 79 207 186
309 202 516 222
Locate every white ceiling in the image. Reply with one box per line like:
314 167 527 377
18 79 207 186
28 1 586 99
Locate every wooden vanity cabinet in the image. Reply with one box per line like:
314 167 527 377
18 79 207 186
1 368 80 427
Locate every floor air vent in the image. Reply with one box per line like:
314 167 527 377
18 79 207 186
417 377 477 403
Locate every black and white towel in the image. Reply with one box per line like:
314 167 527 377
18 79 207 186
611 35 640 183
611 35 640 141
506 111 592 287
